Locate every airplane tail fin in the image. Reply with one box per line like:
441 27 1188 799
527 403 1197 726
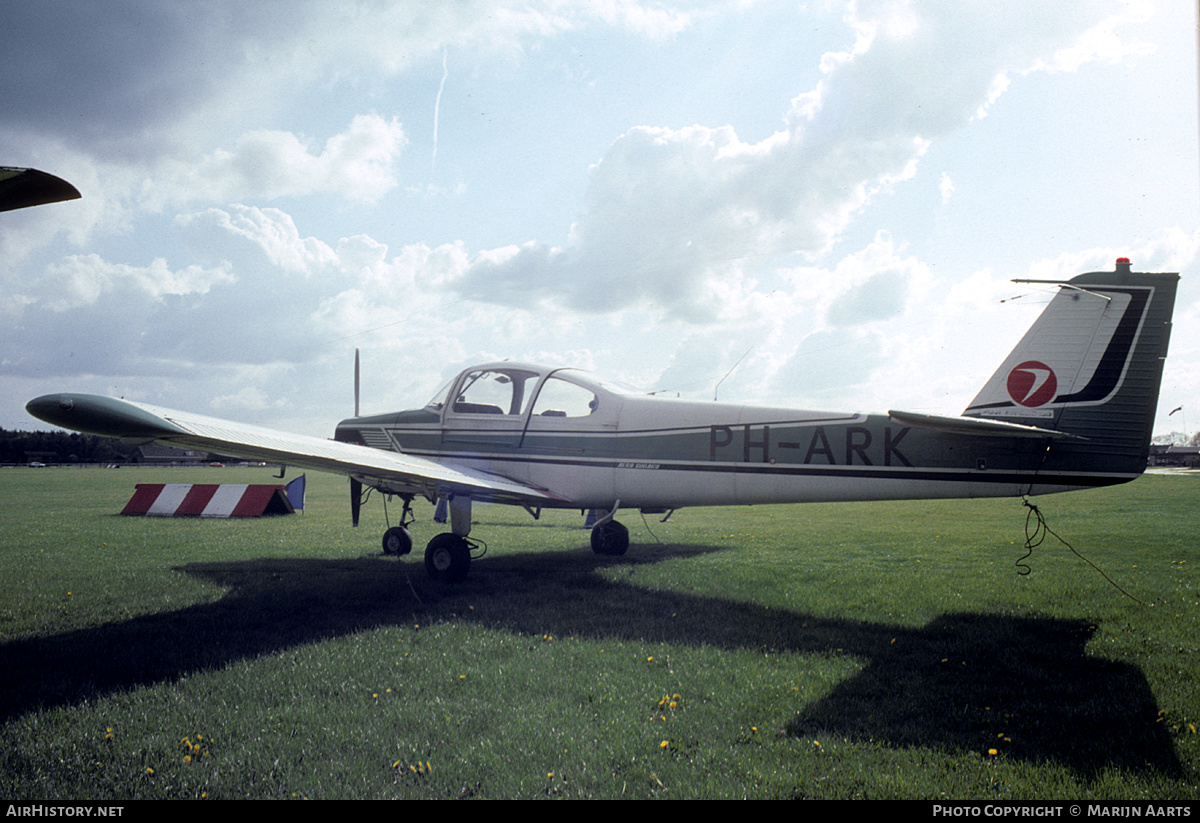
963 258 1178 490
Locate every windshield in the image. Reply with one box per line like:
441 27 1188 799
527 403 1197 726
425 379 454 411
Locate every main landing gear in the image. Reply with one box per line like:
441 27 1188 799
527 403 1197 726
423 533 473 583
379 495 479 583
590 519 629 556
589 503 629 556
382 523 475 583
376 495 630 582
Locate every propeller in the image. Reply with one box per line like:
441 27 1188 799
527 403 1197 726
351 348 361 526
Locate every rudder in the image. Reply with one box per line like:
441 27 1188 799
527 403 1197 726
964 258 1178 488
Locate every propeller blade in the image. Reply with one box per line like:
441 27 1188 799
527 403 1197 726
351 477 361 527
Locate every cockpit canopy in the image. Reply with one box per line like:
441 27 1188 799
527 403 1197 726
426 363 643 421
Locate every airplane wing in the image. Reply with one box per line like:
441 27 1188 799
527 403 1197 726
887 409 1076 439
25 393 569 506
0 167 81 212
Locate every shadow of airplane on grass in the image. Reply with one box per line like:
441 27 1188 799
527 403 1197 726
0 548 1182 780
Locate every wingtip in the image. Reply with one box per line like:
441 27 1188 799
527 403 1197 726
25 393 186 438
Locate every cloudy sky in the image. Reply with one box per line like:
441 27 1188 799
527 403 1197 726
2 0 1197 441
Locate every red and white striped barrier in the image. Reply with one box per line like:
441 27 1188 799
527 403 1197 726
121 484 295 518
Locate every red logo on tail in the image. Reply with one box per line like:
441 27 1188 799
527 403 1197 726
1007 361 1057 407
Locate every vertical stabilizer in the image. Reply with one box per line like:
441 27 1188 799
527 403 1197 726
964 259 1177 487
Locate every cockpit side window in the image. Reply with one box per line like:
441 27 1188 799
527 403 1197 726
452 369 538 415
531 376 599 418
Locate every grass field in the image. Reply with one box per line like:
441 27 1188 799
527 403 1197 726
0 465 1197 799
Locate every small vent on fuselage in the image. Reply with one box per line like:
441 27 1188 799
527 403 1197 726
360 428 395 450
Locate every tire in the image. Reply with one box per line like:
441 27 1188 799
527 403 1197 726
382 526 413 556
424 533 471 582
590 520 629 556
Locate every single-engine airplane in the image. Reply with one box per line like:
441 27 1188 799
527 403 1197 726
27 259 1178 582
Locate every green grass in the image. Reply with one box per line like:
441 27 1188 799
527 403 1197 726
1 466 1197 799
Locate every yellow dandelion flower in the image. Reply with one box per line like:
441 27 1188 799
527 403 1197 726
183 755 191 764
660 740 669 749
988 748 998 756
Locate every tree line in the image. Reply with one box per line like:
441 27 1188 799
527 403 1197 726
0 428 130 464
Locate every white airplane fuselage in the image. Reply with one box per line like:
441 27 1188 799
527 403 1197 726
334 365 1124 514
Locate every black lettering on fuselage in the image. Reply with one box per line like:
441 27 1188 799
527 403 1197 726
845 426 872 465
744 424 770 463
709 425 734 460
884 426 912 467
708 423 912 467
804 427 835 464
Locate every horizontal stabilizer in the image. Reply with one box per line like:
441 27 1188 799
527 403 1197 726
887 410 1074 439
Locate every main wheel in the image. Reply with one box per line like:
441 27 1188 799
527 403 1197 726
424 533 471 582
590 520 629 556
382 526 413 556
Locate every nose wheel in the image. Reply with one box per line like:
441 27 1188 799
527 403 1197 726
382 525 413 555
381 496 417 556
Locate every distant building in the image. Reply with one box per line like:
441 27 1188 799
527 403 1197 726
1148 444 1200 468
130 444 218 465
126 444 272 467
